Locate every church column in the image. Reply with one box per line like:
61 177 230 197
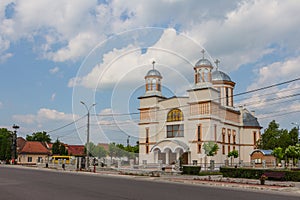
166 150 169 165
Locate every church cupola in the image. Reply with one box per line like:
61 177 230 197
212 59 236 107
194 49 213 88
144 61 163 97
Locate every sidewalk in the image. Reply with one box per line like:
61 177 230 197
94 167 300 195
155 174 300 194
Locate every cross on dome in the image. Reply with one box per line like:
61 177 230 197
201 49 205 59
215 59 220 71
152 60 155 70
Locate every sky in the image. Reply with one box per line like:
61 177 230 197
0 0 300 145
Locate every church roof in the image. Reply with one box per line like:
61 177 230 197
146 69 162 78
250 149 273 156
212 70 232 82
195 58 212 67
243 110 261 127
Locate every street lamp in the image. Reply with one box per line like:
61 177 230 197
291 122 300 144
81 101 96 171
12 124 19 164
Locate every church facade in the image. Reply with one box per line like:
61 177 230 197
138 51 261 166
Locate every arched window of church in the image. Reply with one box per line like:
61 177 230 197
198 69 203 82
152 79 157 91
167 108 183 122
203 68 209 82
147 79 151 90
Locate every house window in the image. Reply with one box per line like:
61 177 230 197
222 145 225 155
222 128 226 155
198 144 202 153
28 157 32 162
254 158 262 164
197 124 202 141
222 128 226 143
37 157 43 163
253 131 257 145
167 125 184 138
228 129 231 153
146 128 149 143
233 130 236 144
225 87 229 106
146 145 149 154
214 124 217 142
167 109 183 122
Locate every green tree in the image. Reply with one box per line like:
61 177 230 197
86 142 107 158
59 143 68 155
108 143 118 159
227 150 239 166
96 145 107 158
289 127 299 146
52 139 68 155
203 141 219 156
203 141 219 169
26 131 51 143
284 144 300 166
0 128 12 161
272 147 285 164
257 120 281 150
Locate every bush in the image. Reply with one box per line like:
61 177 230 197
198 171 222 176
220 167 300 182
182 165 201 175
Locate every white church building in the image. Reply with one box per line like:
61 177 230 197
138 50 261 166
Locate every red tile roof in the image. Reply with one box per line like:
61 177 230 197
17 137 26 153
19 141 50 155
67 145 85 156
98 143 109 151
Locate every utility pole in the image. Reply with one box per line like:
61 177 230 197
291 122 300 144
81 101 96 171
12 124 19 164
127 136 130 147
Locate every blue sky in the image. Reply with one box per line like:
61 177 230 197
1 0 300 145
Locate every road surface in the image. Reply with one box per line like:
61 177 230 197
0 166 298 200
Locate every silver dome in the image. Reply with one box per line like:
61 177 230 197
195 58 212 67
146 69 162 77
212 70 231 81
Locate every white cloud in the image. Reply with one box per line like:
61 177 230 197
236 56 300 129
249 56 300 90
0 36 12 63
47 31 100 62
186 0 300 71
49 66 59 74
0 0 299 69
0 101 3 109
51 93 56 101
70 28 200 91
99 108 114 115
13 108 77 124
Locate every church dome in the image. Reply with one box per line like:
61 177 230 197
195 58 213 67
146 69 162 78
212 70 231 82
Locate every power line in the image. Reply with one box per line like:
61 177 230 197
234 77 300 97
91 77 300 117
47 115 85 133
43 77 300 136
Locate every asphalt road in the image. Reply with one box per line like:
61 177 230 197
0 166 298 200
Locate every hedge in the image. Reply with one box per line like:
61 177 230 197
182 165 201 175
220 167 300 182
